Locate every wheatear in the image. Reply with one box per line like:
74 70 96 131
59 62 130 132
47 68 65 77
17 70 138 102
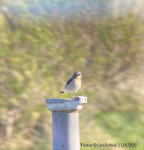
60 71 84 98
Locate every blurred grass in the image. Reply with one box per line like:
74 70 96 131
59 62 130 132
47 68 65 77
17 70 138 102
79 86 144 150
0 0 144 150
80 111 144 150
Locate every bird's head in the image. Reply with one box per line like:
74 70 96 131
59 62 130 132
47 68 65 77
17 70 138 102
73 71 84 79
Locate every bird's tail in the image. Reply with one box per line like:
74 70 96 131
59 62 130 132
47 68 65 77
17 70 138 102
60 90 65 94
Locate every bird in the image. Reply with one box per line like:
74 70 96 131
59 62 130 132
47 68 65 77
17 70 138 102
60 71 84 98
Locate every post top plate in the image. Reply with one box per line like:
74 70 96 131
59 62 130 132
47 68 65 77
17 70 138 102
45 96 87 111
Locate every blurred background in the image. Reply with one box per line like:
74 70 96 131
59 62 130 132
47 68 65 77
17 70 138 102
0 0 144 150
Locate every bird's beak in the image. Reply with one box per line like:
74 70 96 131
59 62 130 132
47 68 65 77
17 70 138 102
81 74 84 75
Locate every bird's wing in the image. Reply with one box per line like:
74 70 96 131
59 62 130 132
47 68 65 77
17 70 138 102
65 78 73 87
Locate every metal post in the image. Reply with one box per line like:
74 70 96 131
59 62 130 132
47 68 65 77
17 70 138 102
45 96 87 150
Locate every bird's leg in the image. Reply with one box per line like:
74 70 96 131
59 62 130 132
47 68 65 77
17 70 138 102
69 92 72 98
74 92 77 96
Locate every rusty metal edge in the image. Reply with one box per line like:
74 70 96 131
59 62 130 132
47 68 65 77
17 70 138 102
52 110 79 113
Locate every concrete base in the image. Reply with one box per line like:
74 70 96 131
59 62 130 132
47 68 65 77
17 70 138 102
45 96 87 150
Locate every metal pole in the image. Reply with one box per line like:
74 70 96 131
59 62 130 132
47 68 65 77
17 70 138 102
52 111 79 150
45 96 87 150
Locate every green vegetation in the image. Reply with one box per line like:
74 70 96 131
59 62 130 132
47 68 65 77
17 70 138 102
0 0 144 150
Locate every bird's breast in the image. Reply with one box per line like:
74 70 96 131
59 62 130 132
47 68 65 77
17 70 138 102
65 78 81 93
74 79 81 86
73 79 81 91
